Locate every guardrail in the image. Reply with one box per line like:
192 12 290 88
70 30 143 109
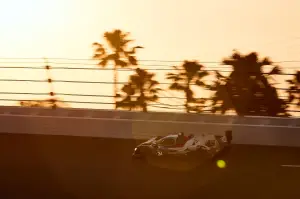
0 106 300 147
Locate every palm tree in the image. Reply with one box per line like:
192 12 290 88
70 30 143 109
166 61 209 113
208 71 233 114
210 50 288 116
286 71 300 106
116 68 161 112
92 29 143 108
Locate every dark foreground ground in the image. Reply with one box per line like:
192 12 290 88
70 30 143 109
1 133 300 199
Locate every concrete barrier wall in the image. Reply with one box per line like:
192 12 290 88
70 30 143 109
1 111 300 147
0 106 299 125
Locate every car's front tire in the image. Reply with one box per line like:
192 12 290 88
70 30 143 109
132 146 153 159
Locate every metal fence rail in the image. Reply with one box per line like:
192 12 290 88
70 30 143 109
0 61 299 114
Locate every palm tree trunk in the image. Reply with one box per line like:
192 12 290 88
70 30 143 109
142 103 147 112
139 91 147 112
185 89 189 113
185 82 190 113
113 65 118 109
185 101 189 113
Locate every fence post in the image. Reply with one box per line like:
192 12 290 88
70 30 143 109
44 58 56 109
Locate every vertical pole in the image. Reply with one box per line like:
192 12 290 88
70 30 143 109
44 58 56 109
113 65 118 109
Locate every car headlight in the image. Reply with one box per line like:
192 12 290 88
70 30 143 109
134 148 138 151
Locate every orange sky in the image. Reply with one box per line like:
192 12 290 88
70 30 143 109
0 0 299 113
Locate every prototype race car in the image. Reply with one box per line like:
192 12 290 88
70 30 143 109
132 130 232 162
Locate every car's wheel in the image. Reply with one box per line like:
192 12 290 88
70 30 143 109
132 155 148 170
211 146 231 167
133 146 154 159
187 148 211 162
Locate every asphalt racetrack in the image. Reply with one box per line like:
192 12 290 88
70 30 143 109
1 133 300 199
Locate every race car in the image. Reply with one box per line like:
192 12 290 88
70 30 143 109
132 130 232 162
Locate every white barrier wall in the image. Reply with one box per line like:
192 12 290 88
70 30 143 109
0 106 300 147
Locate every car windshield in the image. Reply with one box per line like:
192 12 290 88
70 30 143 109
158 138 175 146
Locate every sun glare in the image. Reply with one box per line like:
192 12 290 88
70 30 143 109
0 1 55 26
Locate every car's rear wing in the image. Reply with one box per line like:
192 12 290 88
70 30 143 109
225 130 232 144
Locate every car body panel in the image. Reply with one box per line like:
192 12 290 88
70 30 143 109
132 132 232 159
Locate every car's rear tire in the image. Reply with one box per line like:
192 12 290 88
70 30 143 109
211 146 231 167
187 148 212 162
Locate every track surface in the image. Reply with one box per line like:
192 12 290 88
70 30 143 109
1 133 300 199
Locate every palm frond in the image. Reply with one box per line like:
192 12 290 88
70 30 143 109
115 59 127 67
268 66 282 75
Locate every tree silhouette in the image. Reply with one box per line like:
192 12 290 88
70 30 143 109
286 71 300 106
116 68 161 112
209 51 288 116
166 61 209 113
92 29 143 108
19 98 69 108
